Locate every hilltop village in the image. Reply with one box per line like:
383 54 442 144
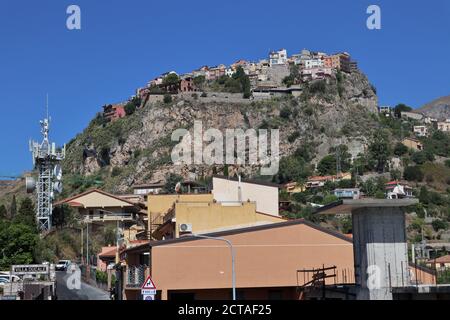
102 49 359 121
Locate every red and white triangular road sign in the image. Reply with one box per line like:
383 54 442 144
142 275 157 290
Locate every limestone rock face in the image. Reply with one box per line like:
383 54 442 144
63 70 379 193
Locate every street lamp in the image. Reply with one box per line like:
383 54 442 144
189 234 236 301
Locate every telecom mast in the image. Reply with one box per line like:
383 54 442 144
27 104 65 232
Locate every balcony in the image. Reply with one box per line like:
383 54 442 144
83 212 136 223
125 265 149 289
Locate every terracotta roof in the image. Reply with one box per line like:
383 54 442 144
99 247 117 258
429 255 450 264
54 188 136 207
122 218 353 254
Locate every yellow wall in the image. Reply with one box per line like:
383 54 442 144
148 194 215 236
173 202 283 237
148 194 214 215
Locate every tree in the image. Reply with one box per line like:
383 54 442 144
393 142 408 157
432 219 449 232
163 94 172 104
232 66 251 98
368 130 392 173
280 107 292 119
0 205 6 220
14 198 36 229
193 75 206 88
403 166 424 182
9 195 17 220
163 73 180 85
317 155 336 176
276 156 311 184
322 194 338 205
0 219 39 269
394 103 412 118
164 173 183 194
124 102 137 116
282 75 295 88
411 151 427 165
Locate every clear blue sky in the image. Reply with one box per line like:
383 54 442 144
1 0 450 175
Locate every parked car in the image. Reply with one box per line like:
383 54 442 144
55 260 71 271
0 274 21 286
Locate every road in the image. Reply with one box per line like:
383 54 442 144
56 271 110 300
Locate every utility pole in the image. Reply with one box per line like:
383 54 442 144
81 227 84 265
116 220 120 264
190 234 236 300
86 223 89 266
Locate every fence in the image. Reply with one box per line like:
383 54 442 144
126 265 148 288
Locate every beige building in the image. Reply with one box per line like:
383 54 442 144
212 176 280 217
402 137 423 151
147 193 284 240
437 121 450 132
55 189 148 243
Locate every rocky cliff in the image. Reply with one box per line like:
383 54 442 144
417 95 450 120
62 70 378 194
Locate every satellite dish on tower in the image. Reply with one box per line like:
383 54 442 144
25 177 36 193
54 181 63 194
54 165 62 181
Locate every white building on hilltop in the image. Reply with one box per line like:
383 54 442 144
269 49 288 66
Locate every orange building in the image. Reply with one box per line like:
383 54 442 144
121 219 355 300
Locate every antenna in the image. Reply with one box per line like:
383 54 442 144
28 97 65 233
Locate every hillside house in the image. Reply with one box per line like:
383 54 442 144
301 67 332 81
283 182 306 194
334 188 361 200
329 52 351 73
385 181 413 199
192 66 209 78
269 49 288 66
158 77 197 94
292 49 312 65
306 172 352 189
103 104 126 122
379 106 392 116
132 182 165 198
402 137 423 151
231 59 248 70
206 65 226 81
304 58 324 69
437 120 450 132
54 189 148 243
413 125 428 137
426 255 450 271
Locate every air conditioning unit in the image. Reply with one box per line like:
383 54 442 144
179 223 193 233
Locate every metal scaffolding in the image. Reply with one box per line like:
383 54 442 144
29 115 65 232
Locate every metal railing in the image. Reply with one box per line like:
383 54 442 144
126 265 148 288
83 212 135 222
